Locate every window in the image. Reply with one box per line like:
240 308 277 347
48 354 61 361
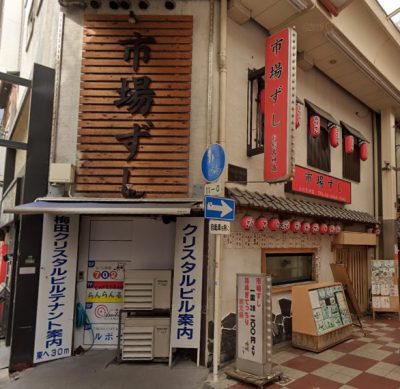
262 249 315 286
307 112 331 172
341 121 364 182
247 67 264 156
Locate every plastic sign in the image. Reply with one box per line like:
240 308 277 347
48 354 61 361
201 144 225 182
264 28 297 183
209 220 231 235
204 196 235 221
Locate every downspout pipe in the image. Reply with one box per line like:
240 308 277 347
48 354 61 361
213 0 227 382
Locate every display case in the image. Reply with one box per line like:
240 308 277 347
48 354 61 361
292 282 353 352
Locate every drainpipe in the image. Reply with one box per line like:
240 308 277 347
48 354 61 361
213 0 227 382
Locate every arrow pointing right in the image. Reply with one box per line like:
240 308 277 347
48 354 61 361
206 200 232 217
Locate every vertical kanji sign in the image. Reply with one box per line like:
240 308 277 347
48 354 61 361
34 215 79 363
170 218 204 357
264 28 297 182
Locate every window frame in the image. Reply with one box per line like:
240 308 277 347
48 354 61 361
342 133 361 183
261 248 318 293
307 109 331 173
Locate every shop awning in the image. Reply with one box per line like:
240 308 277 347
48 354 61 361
227 187 378 225
305 99 338 125
340 121 369 142
4 197 202 215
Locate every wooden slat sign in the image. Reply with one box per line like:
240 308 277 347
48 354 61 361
77 15 193 198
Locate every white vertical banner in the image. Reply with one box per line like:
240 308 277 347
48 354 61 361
34 214 79 363
170 217 204 349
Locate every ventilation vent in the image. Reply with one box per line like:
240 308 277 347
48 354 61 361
123 278 154 310
122 324 153 360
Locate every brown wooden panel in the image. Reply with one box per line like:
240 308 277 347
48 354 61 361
77 15 192 198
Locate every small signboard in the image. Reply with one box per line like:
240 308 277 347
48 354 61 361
201 144 225 182
236 274 273 377
209 220 230 235
204 182 224 197
204 196 235 221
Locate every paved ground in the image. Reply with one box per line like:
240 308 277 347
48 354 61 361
2 316 400 389
1 350 208 389
218 315 400 389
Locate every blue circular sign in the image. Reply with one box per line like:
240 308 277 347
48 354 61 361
201 144 225 182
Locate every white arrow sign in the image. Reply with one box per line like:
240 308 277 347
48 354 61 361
206 200 232 217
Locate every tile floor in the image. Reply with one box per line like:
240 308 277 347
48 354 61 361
227 315 400 389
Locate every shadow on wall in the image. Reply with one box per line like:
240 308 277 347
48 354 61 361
207 298 292 366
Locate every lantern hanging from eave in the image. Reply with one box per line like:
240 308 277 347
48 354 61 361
328 224 336 235
372 226 381 235
329 124 339 148
310 115 321 138
268 218 280 231
360 141 368 161
335 225 342 235
280 220 290 233
255 216 268 232
290 220 301 233
260 89 265 115
319 223 328 235
241 215 254 231
296 103 302 129
344 134 354 154
311 222 320 234
301 221 310 234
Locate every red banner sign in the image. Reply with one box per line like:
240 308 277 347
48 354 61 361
264 28 297 182
291 166 351 204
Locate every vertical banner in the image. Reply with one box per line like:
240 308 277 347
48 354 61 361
84 261 125 346
34 215 79 363
170 218 204 350
236 274 273 376
264 28 297 182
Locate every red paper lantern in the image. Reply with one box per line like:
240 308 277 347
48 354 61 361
329 125 339 148
360 142 368 161
241 215 254 230
290 220 301 233
0 242 8 258
296 103 302 129
319 223 328 234
260 89 265 115
268 218 280 231
280 220 290 233
344 135 354 154
255 216 268 232
328 224 336 235
301 222 310 234
373 226 381 235
310 115 321 138
335 225 341 235
311 223 320 234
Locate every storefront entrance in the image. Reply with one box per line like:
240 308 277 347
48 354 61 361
335 247 369 312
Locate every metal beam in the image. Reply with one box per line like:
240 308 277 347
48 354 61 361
0 72 31 88
0 139 28 150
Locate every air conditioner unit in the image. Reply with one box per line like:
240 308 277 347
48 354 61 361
123 270 172 310
121 317 170 361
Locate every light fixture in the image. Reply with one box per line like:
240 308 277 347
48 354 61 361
109 0 119 9
286 0 309 12
90 0 102 8
128 10 137 24
326 28 400 105
165 0 175 10
120 0 131 9
138 0 149 9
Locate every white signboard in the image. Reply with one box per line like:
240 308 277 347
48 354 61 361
209 220 230 235
204 183 224 197
237 274 264 363
170 218 204 350
34 215 79 363
84 261 125 346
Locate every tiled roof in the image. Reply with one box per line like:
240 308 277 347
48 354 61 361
226 187 378 225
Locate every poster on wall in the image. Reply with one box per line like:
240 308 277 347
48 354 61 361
84 261 125 346
34 215 79 364
170 218 204 354
371 260 399 312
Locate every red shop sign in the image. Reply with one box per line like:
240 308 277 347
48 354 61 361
290 165 351 204
264 28 297 182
